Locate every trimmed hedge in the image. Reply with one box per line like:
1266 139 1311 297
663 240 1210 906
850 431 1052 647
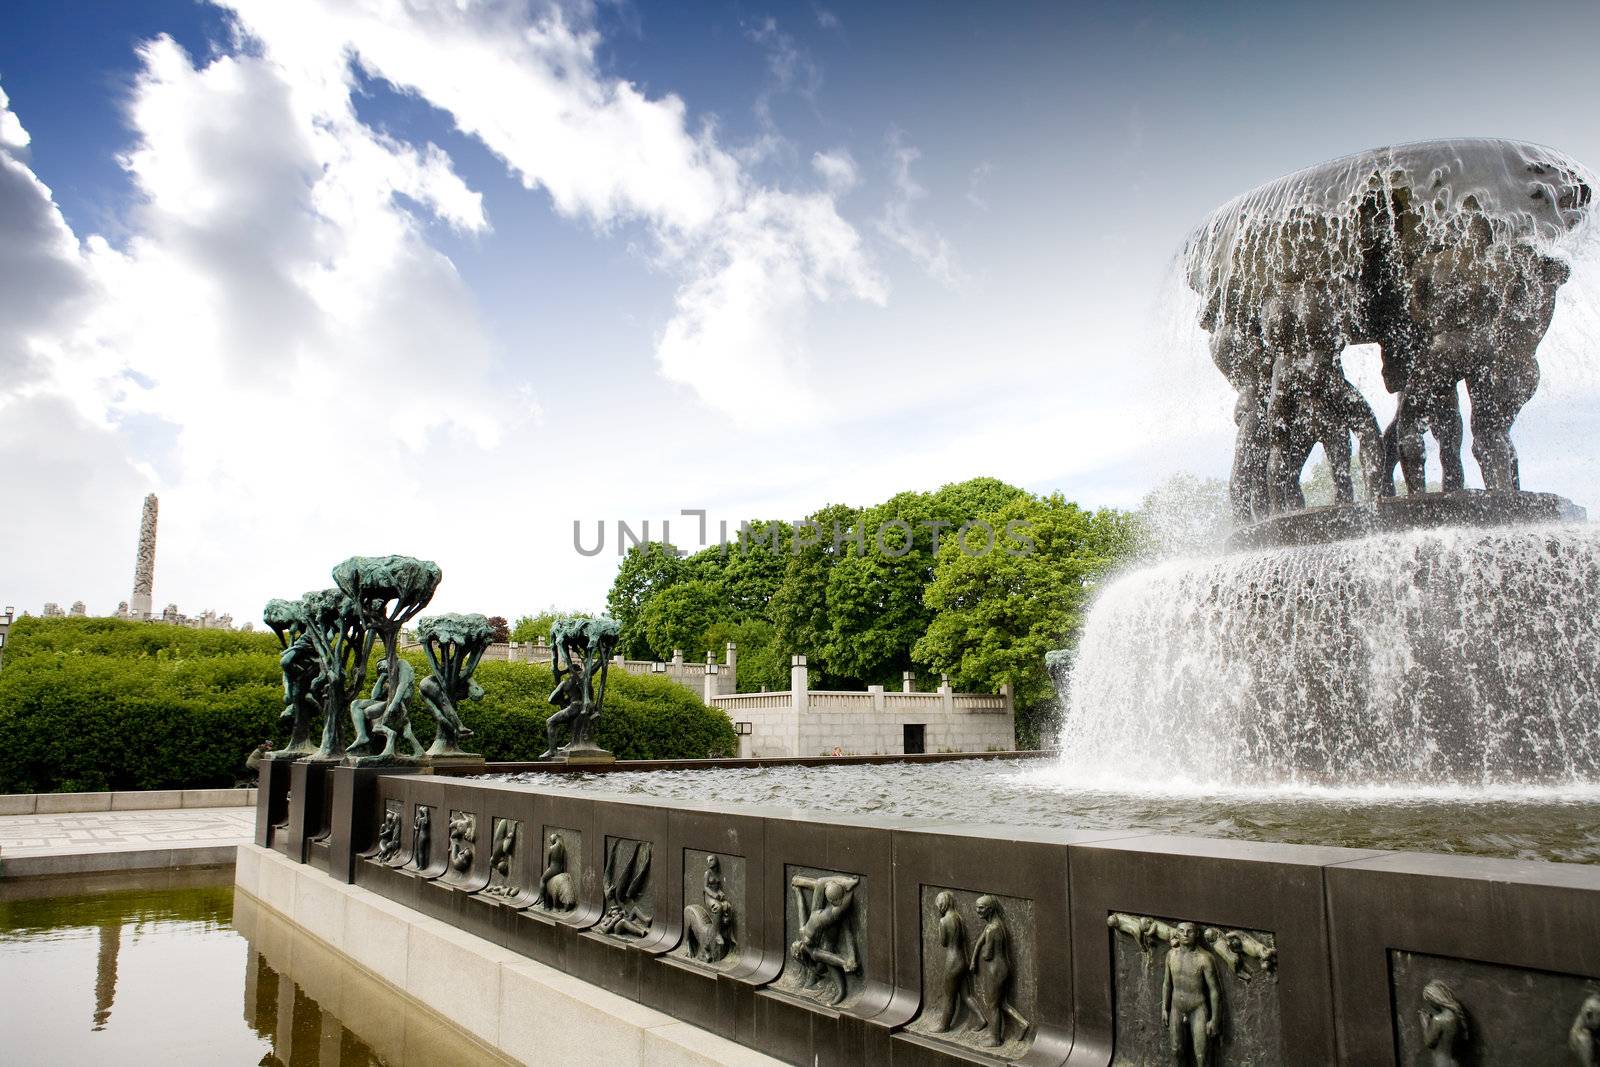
0 617 737 793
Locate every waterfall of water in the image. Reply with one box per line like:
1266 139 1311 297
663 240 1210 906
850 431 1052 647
1055 523 1600 789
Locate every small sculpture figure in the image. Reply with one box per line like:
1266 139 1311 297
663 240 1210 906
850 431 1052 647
448 811 476 873
415 613 491 758
348 660 422 760
1229 930 1275 975
970 895 1030 1048
242 740 271 785
1571 991 1600 1066
1202 928 1249 982
411 806 430 870
534 832 576 910
1109 912 1156 954
684 855 735 964
930 891 987 1033
1418 979 1467 1067
376 807 402 861
539 616 622 759
297 588 375 761
263 598 326 759
598 839 652 938
789 874 860 1005
1162 922 1220 1066
481 819 519 897
334 555 441 763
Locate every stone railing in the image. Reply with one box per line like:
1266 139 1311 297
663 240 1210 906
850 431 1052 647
709 656 1015 757
469 639 740 698
258 758 1600 1067
708 692 792 712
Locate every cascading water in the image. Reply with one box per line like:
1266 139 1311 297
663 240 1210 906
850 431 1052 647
1056 523 1600 788
1045 139 1600 796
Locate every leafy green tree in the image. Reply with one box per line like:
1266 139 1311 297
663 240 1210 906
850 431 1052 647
639 579 723 660
769 502 861 686
704 618 788 692
913 493 1139 748
509 608 592 644
818 478 1026 686
605 543 686 658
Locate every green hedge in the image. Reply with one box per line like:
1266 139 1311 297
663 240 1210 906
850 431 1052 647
0 617 736 793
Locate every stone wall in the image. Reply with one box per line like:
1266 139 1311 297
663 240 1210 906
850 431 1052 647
260 759 1600 1067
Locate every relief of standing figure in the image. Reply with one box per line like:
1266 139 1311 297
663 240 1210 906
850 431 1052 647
411 806 430 870
930 891 987 1034
970 895 1030 1048
1162 922 1220 1065
1418 979 1467 1067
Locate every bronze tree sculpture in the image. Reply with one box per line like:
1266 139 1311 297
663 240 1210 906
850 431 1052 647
335 555 441 763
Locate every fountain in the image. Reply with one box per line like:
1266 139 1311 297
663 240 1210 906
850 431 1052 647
236 139 1600 1067
1057 138 1600 788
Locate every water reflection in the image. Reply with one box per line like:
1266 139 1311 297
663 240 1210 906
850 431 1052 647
235 894 510 1066
0 868 509 1066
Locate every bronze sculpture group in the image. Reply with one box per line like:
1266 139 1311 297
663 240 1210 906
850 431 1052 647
540 616 621 760
262 555 620 767
1187 139 1593 522
1105 911 1282 1064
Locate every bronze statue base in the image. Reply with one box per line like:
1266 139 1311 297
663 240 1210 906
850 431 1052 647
1228 490 1585 551
424 752 487 768
553 744 616 766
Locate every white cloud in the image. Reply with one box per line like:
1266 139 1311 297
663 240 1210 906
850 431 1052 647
217 0 882 423
0 35 522 617
965 160 993 212
0 84 31 148
878 129 962 287
812 149 859 194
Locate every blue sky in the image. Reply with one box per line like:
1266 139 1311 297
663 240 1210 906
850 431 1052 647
3 0 1599 622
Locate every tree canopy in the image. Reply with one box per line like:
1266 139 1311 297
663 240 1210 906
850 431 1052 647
597 477 1142 745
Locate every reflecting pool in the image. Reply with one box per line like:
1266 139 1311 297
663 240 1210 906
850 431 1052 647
0 867 508 1065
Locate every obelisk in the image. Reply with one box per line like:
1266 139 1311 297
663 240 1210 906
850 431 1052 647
130 494 157 620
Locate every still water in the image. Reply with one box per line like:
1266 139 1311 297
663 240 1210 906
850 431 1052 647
495 757 1600 863
0 867 509 1066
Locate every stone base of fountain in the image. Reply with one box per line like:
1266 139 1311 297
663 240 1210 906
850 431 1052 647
1228 490 1586 551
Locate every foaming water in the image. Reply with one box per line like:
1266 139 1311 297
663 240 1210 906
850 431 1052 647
1057 522 1600 788
486 760 1600 863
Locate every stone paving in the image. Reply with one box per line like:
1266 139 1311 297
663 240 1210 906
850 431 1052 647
0 806 251 876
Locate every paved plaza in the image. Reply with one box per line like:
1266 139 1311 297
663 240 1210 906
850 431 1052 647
0 806 251 877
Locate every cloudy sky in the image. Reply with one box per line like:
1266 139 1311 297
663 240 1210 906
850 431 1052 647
3 0 1599 622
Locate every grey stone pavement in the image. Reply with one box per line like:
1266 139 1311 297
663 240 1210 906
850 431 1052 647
0 806 251 877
